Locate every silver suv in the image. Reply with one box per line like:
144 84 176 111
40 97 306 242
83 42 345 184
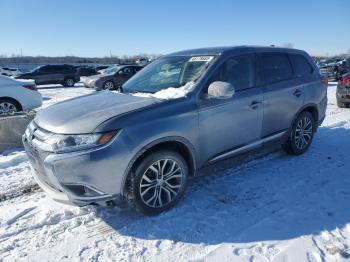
23 46 328 215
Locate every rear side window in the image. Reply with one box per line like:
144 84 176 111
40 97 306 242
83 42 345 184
134 67 142 73
261 53 293 84
40 66 51 72
289 54 313 77
208 54 257 92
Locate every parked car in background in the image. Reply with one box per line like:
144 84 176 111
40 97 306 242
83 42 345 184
135 58 149 66
77 66 99 77
15 64 80 87
97 65 119 75
0 75 42 115
94 65 109 72
84 65 143 90
23 46 327 215
336 72 350 108
0 67 22 77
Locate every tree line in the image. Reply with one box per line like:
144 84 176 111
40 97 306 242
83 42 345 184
0 54 160 65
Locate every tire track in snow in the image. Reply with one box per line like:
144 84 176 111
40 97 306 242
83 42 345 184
0 183 41 202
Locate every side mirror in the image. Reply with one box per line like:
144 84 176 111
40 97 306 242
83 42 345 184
206 81 235 99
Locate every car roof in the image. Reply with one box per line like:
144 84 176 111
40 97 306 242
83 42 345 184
166 45 307 56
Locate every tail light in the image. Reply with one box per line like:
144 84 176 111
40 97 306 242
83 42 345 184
321 77 328 88
338 74 350 87
22 84 37 91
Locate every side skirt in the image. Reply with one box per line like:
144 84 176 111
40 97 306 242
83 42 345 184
208 131 286 164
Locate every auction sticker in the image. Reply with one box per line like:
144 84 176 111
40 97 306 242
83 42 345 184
189 56 214 62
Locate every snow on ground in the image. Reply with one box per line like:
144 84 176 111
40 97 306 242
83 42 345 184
38 83 94 108
1 83 350 261
1 84 94 199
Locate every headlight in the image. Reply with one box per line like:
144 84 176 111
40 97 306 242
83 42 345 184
42 131 118 153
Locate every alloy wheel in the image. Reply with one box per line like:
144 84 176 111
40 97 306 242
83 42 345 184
294 116 313 150
66 79 74 87
104 81 114 89
139 159 184 208
0 102 17 115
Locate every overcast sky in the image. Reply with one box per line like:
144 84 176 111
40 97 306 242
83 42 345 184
0 0 349 57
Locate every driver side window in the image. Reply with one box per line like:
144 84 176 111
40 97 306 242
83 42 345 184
123 67 132 76
207 54 257 92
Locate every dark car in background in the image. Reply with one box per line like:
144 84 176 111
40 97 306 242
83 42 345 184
84 65 143 90
16 64 80 87
77 66 99 77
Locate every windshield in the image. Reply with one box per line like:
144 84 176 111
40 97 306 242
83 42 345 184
103 66 120 75
122 55 215 93
30 65 43 72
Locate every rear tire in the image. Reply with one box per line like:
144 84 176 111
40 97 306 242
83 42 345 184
128 150 188 215
63 78 75 87
283 111 315 155
0 98 21 115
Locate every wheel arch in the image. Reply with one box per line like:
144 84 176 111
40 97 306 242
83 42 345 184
121 136 197 196
289 103 319 135
0 96 23 111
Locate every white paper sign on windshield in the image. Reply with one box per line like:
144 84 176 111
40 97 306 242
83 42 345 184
189 56 214 62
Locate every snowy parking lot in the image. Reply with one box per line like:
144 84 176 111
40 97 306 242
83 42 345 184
1 82 350 261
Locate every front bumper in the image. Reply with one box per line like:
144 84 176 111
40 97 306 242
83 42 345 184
83 79 99 89
22 125 136 206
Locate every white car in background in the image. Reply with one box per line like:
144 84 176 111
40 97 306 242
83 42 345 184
0 67 22 77
135 58 149 66
0 75 42 115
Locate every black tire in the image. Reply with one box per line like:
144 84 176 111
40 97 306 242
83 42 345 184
283 111 315 155
63 78 75 87
103 81 115 90
337 99 346 108
129 150 188 215
0 98 21 115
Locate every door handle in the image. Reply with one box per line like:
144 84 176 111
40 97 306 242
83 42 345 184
250 100 262 109
293 89 302 97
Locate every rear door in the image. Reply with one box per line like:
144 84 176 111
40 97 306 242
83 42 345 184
53 65 68 83
33 66 50 84
259 52 305 138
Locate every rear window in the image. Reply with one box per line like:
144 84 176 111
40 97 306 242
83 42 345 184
261 53 293 84
289 54 313 77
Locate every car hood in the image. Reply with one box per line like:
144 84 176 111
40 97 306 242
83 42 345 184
35 91 158 134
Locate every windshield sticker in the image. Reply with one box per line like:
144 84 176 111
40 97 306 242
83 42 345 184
189 56 214 62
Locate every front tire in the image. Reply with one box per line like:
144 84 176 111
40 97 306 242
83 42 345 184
130 150 188 215
283 111 315 155
103 81 115 90
0 98 21 115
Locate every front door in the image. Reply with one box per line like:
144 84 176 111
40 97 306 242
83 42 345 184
198 54 264 163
